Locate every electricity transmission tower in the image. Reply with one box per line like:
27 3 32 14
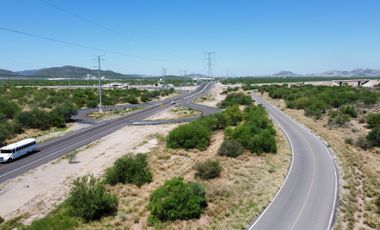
205 52 215 77
162 67 167 77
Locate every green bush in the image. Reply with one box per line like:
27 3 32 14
52 103 78 122
247 128 277 155
356 136 372 150
220 92 252 108
16 109 52 130
223 105 243 126
367 128 380 147
104 154 152 186
0 99 20 119
26 209 78 230
217 139 244 158
148 177 206 223
367 113 380 128
194 160 222 180
66 175 118 222
166 122 211 150
339 105 358 118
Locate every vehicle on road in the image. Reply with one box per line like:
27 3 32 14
0 138 37 163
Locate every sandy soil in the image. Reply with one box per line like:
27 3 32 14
83 123 291 230
195 82 227 108
0 124 178 224
258 92 380 230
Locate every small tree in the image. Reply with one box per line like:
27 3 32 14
67 175 118 222
104 154 152 186
148 177 206 223
367 128 380 147
218 139 244 158
166 122 211 150
367 113 380 129
194 160 222 180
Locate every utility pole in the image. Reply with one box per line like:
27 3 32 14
205 52 215 77
97 55 104 112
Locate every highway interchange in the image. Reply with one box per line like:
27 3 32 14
0 82 338 229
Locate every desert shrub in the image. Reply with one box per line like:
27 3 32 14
194 160 222 180
16 109 52 130
223 105 243 126
220 92 252 108
367 128 380 147
339 105 358 118
104 154 152 186
27 209 78 230
217 139 244 158
303 99 328 119
247 128 277 155
0 99 20 119
356 136 372 150
52 103 78 122
0 215 4 224
148 177 206 223
66 175 118 222
166 122 211 150
345 137 353 145
367 113 380 128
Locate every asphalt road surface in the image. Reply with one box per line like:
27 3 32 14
248 93 338 230
0 82 217 184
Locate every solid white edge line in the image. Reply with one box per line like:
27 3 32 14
251 92 338 230
247 95 296 230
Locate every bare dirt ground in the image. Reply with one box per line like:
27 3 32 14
0 124 178 224
258 92 380 230
194 82 226 108
83 124 291 230
144 105 200 121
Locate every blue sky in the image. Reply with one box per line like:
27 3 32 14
1 0 380 76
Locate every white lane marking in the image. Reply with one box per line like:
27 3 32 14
290 132 317 229
248 96 296 230
0 122 126 179
0 84 212 180
252 93 338 230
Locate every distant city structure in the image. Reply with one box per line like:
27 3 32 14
192 77 215 82
104 82 129 89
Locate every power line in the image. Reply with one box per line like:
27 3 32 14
38 0 184 60
0 26 164 61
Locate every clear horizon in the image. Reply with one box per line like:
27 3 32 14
1 0 380 76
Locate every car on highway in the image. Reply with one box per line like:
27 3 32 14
0 138 38 163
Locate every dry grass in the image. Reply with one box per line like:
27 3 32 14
80 124 291 230
260 92 380 230
88 107 139 120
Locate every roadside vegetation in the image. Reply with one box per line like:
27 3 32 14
255 83 380 229
0 89 292 229
0 86 174 145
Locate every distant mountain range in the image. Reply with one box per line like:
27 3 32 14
272 68 380 77
0 65 143 79
1 65 380 78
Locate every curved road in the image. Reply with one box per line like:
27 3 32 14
0 82 217 184
248 93 338 230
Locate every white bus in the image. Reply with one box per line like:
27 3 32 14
0 138 37 163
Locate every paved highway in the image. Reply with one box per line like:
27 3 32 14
248 93 338 230
0 82 217 184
